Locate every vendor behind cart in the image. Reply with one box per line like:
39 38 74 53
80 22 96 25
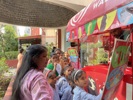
110 27 130 40
110 27 132 67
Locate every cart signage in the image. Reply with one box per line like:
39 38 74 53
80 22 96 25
67 0 131 32
67 1 133 41
102 39 130 100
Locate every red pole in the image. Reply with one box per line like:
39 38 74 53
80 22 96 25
130 24 133 71
130 24 133 100
109 33 111 58
78 39 80 69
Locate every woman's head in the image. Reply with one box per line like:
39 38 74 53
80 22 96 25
62 65 74 78
45 70 57 88
110 28 123 38
24 44 48 71
71 70 88 88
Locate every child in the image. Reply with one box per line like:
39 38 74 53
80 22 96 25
59 52 65 60
45 53 62 76
60 57 70 69
47 53 58 65
71 69 103 100
45 70 60 100
56 65 74 100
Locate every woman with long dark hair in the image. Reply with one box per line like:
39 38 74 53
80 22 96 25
11 44 53 100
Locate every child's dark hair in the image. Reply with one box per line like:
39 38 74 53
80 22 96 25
70 42 77 47
68 74 75 94
52 47 57 52
43 69 56 79
71 69 85 82
61 65 72 76
54 48 62 53
19 48 24 53
51 53 57 57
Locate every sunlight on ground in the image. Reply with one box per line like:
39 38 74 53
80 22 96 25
4 68 16 77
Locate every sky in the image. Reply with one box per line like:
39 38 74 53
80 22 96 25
17 26 31 36
17 26 26 36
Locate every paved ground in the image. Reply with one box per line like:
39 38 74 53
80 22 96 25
3 77 14 100
3 68 16 77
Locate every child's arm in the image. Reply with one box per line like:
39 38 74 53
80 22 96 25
47 59 52 65
61 87 73 100
53 62 57 73
56 77 68 97
81 91 102 100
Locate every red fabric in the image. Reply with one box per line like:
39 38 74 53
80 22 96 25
67 0 130 32
82 65 132 99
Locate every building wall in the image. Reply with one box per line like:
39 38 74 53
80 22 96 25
45 29 57 46
31 27 40 35
60 27 70 52
27 27 68 52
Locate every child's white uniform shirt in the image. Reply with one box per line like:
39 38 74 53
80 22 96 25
73 86 102 100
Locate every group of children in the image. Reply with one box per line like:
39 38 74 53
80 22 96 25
43 48 103 100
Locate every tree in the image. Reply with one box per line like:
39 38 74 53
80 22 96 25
0 24 18 58
0 25 6 57
3 25 18 51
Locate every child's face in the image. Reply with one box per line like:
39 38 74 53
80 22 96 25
55 50 61 57
51 55 58 63
64 67 73 78
60 53 64 59
64 52 68 57
75 72 88 88
48 73 57 88
63 59 69 66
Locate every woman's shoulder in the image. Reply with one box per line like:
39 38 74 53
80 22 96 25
17 53 23 58
24 69 45 83
21 69 47 90
31 69 45 78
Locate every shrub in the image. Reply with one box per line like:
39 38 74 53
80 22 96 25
0 51 18 60
45 42 54 58
5 51 18 59
0 57 8 75
0 57 11 99
0 76 11 98
90 48 108 65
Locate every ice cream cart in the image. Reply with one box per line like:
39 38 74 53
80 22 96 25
66 0 133 100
